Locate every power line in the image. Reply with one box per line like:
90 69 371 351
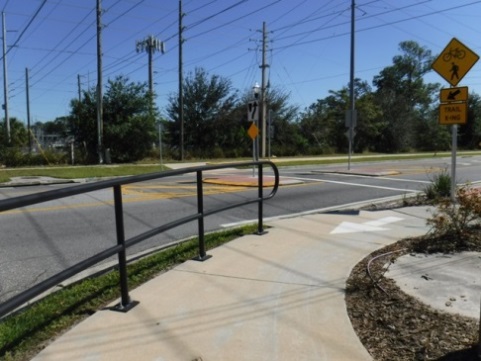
7 0 48 56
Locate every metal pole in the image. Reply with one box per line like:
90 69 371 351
194 171 211 261
256 163 266 235
252 136 255 177
268 109 272 160
158 121 163 166
112 185 137 312
479 299 481 358
451 124 457 202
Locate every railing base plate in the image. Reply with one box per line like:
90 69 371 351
193 254 212 262
255 230 268 235
109 300 139 313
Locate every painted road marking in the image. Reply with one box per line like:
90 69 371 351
330 216 404 234
0 184 252 215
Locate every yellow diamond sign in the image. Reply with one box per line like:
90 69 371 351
432 38 479 86
247 122 259 140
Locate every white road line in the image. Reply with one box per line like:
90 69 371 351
314 172 432 184
278 170 432 184
220 194 418 228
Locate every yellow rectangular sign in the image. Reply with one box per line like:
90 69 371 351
439 103 467 125
440 86 468 103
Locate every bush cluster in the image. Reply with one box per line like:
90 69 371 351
427 184 481 251
0 148 68 167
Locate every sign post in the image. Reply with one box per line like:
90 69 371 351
432 38 479 201
247 100 259 176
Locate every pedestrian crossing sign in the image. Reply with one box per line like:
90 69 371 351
432 38 479 86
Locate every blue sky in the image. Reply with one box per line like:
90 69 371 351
3 0 481 124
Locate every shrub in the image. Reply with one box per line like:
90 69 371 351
0 148 69 167
424 169 451 200
427 185 481 250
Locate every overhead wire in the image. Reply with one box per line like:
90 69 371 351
4 0 481 121
6 0 48 57
31 1 174 101
272 0 473 51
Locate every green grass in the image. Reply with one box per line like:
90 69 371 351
269 151 481 166
0 164 167 183
2 151 481 184
0 225 258 361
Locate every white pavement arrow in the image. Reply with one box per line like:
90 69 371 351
330 216 404 234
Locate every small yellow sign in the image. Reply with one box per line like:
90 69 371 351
247 122 259 140
439 103 467 125
432 38 479 86
440 86 468 103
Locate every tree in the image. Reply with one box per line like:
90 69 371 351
459 92 481 149
167 67 238 158
0 118 29 166
298 99 334 154
0 117 27 149
373 41 438 152
414 108 450 152
299 79 381 155
69 76 156 163
262 87 300 156
42 117 69 137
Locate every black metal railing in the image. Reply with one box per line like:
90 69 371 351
0 161 279 317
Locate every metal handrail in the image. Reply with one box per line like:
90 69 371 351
0 161 279 317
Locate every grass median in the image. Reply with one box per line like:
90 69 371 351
2 151 481 183
0 224 258 361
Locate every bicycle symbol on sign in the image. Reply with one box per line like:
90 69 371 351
443 47 466 62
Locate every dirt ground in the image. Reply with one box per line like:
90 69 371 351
346 199 481 360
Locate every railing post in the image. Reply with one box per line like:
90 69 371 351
256 162 267 235
194 170 212 261
111 185 138 312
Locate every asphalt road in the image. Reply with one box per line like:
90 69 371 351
2 155 481 304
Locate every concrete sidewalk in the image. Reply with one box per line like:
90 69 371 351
31 206 433 361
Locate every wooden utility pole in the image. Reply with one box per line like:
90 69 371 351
77 74 82 102
179 0 185 161
260 21 269 158
347 0 356 170
26 68 31 153
96 0 103 164
2 12 10 144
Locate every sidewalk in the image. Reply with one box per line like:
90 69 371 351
31 206 433 361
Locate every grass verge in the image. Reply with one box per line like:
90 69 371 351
0 224 257 361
